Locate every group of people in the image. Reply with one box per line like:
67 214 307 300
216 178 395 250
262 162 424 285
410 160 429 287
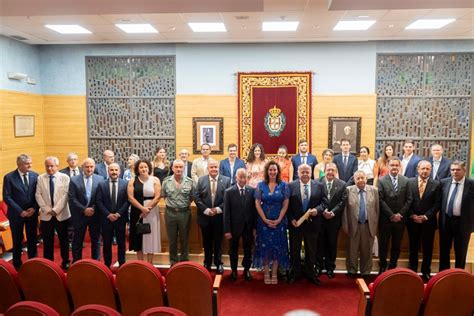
2 139 473 287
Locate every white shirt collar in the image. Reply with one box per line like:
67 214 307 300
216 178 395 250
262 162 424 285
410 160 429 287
452 177 465 184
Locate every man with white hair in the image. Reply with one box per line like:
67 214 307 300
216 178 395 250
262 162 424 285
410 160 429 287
35 156 71 269
59 152 81 178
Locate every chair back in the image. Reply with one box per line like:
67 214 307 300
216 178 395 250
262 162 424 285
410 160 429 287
370 268 424 316
5 301 60 316
422 268 474 316
116 260 165 316
166 262 215 316
18 258 71 316
71 304 121 316
67 259 118 310
140 306 187 316
0 259 22 313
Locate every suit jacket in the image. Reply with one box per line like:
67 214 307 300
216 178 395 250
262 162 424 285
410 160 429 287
320 178 347 227
2 169 39 222
378 174 413 222
35 172 71 222
291 153 318 180
59 167 82 178
333 154 358 184
194 175 231 227
219 158 246 185
223 184 257 236
96 178 130 223
407 177 441 225
401 154 422 178
191 158 210 183
169 160 192 179
428 157 452 181
68 174 104 222
287 180 328 230
343 185 379 238
439 177 474 234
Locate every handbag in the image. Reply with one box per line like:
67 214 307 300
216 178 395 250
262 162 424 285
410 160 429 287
136 220 151 235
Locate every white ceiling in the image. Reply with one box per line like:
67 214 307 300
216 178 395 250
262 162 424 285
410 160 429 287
0 0 472 45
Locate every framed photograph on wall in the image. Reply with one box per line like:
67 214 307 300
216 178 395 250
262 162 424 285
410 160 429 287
14 115 35 137
328 117 361 154
193 117 224 154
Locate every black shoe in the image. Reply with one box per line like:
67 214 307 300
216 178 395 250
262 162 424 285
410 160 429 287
307 275 321 285
244 270 252 281
204 264 212 271
230 271 238 281
216 264 224 274
346 272 357 278
315 268 322 276
327 270 335 278
422 273 431 282
61 263 70 271
112 237 117 245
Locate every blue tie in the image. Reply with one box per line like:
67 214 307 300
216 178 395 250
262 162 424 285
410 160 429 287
85 176 92 204
23 173 29 192
392 176 398 193
359 190 366 224
447 183 459 217
303 184 309 211
49 175 55 207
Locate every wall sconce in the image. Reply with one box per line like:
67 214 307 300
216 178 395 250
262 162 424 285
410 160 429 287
7 72 28 80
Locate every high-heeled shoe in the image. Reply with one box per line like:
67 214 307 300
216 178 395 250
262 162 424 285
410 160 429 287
271 274 278 284
264 272 271 284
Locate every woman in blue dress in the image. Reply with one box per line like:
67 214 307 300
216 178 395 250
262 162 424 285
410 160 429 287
253 160 290 284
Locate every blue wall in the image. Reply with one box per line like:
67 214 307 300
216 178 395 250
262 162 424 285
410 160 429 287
1 35 472 95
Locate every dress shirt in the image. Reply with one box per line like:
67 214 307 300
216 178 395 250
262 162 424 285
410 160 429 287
299 180 311 202
18 170 29 187
401 153 413 176
432 157 442 179
229 159 235 180
358 159 375 179
204 175 222 215
446 177 465 217
70 168 80 177
301 154 307 165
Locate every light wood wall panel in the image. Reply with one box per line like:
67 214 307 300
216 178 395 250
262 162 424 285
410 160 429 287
0 90 45 193
43 95 88 167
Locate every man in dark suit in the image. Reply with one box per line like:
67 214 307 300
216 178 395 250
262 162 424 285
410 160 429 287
69 158 104 262
287 164 327 284
224 168 257 281
428 144 452 181
333 139 358 185
378 157 413 273
2 154 39 269
291 139 318 180
317 162 347 278
407 160 441 280
170 148 192 179
96 163 130 268
439 160 474 270
219 143 246 185
401 139 421 178
59 152 82 178
194 159 231 274
95 149 124 179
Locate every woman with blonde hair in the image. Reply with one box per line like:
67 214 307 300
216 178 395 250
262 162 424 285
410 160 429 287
152 146 170 184
373 143 394 187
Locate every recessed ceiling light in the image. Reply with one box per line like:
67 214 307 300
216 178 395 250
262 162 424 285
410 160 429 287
44 24 92 34
358 15 370 18
333 20 376 31
188 23 226 32
115 24 158 33
262 21 299 32
405 19 455 30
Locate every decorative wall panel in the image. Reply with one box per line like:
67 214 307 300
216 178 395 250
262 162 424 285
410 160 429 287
87 56 176 164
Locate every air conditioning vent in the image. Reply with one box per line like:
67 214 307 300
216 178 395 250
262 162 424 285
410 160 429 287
10 35 28 41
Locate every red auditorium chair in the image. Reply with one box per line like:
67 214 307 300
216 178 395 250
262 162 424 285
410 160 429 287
0 201 14 253
5 301 60 316
18 258 71 316
71 304 121 316
67 259 119 310
356 268 424 316
422 268 474 316
166 261 221 316
0 259 22 313
116 260 166 316
140 306 187 316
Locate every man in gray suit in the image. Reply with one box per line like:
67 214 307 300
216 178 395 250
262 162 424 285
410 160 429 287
194 159 231 274
342 170 379 278
378 156 413 273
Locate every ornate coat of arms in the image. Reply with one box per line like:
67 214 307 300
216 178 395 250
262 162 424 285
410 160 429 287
264 105 286 137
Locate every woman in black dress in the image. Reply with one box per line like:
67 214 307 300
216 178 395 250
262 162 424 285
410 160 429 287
152 146 170 184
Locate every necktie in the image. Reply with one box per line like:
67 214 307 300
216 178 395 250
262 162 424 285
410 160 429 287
111 180 117 212
327 182 332 200
240 188 245 197
302 155 306 165
211 178 217 207
392 176 398 192
303 184 309 211
85 176 92 204
49 175 55 208
22 173 29 191
343 156 348 168
419 179 426 198
432 161 440 179
359 190 366 224
73 169 78 177
447 183 459 217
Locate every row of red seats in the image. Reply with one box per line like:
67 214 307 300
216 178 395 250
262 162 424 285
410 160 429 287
356 267 474 316
0 258 222 316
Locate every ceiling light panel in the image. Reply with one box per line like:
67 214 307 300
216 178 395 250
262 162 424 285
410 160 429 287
333 20 376 30
405 19 455 30
115 24 158 33
188 23 226 32
262 21 299 31
44 24 92 34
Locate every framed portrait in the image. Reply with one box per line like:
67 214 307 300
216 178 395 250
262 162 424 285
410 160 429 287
328 117 361 154
193 117 224 154
14 115 35 137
